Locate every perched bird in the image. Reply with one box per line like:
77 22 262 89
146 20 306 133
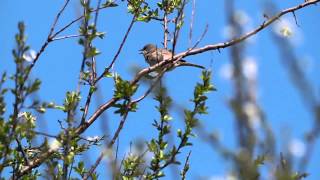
139 44 204 69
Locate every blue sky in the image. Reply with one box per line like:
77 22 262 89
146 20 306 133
1 0 320 179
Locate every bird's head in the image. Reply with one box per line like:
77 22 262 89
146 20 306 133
139 44 157 55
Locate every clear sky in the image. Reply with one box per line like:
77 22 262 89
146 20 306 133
1 0 320 179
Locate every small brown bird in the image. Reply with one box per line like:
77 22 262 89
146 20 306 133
139 44 204 69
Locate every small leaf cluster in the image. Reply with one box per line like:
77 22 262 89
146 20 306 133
120 153 145 179
11 22 42 106
0 23 55 178
144 71 214 179
126 0 158 22
0 73 7 117
157 0 183 14
126 0 186 22
145 87 172 179
114 75 138 100
63 91 81 113
180 70 215 146
113 75 138 115
102 0 118 8
74 161 98 179
274 153 309 180
78 0 106 85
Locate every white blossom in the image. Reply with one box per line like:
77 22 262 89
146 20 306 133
243 102 260 129
234 10 250 26
87 136 100 142
273 18 303 45
242 57 258 80
49 139 61 151
288 139 306 157
219 63 234 80
209 174 238 180
22 49 37 62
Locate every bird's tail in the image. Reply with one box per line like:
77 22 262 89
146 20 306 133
178 60 205 69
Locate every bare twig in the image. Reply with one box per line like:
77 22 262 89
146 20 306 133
107 112 130 148
173 0 320 59
34 131 59 138
188 0 196 47
51 5 109 38
15 138 30 166
83 111 130 180
181 151 191 180
171 0 187 56
163 12 169 49
48 0 71 38
28 0 71 72
76 98 118 135
132 70 166 103
25 3 110 83
94 0 102 25
51 34 83 41
96 16 136 82
292 11 300 27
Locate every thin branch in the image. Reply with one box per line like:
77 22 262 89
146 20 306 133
173 0 320 59
52 16 84 39
292 11 300 27
51 34 83 41
34 131 59 138
163 12 169 49
132 70 166 103
79 0 103 124
80 90 94 124
188 0 196 47
15 138 30 166
94 0 102 26
76 98 118 135
83 111 130 180
51 5 109 38
48 0 71 37
96 16 136 82
31 0 71 65
171 0 187 56
22 0 71 85
181 151 191 180
108 111 130 148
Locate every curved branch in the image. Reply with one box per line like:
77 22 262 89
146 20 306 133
173 0 319 59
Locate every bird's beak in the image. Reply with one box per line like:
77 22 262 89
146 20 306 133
139 49 144 54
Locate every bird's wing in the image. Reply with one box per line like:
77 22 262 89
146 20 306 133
160 49 173 60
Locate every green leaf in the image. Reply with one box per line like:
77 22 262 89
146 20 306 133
104 72 113 78
103 1 118 8
90 86 97 93
27 79 41 94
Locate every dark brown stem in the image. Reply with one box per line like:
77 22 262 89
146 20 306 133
96 16 136 82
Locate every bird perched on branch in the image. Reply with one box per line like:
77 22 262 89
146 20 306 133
139 44 204 69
